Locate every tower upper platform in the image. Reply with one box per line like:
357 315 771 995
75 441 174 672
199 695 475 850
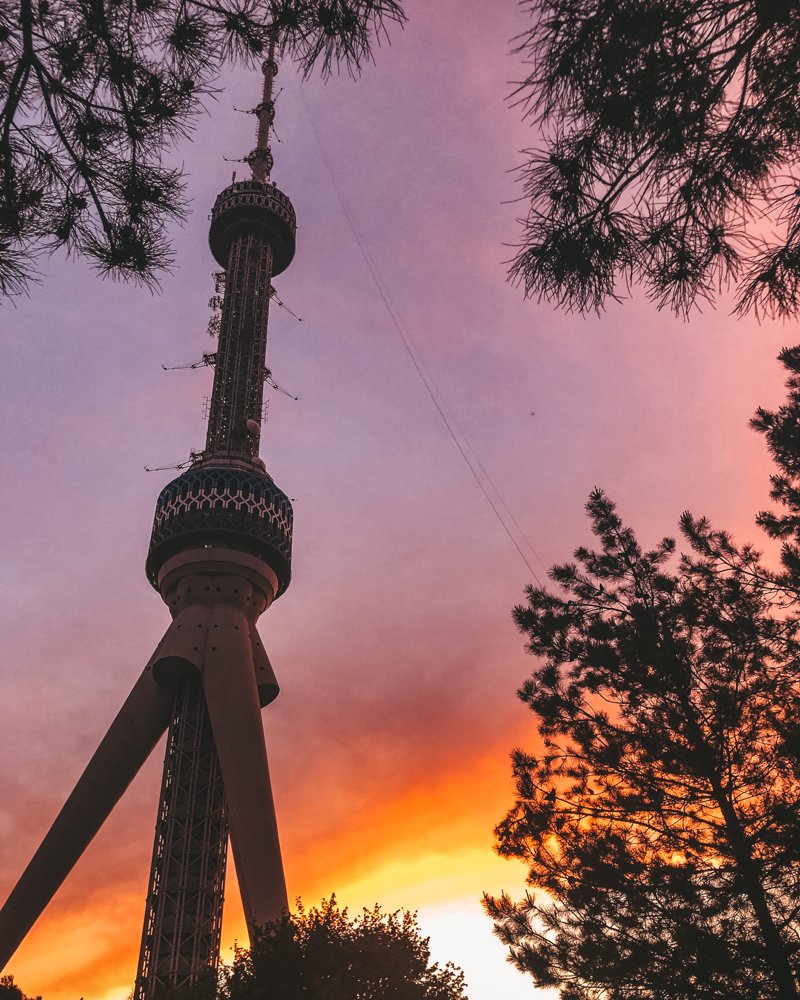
208 180 296 275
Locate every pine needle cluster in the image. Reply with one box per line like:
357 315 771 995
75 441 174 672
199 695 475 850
0 0 404 295
511 0 800 316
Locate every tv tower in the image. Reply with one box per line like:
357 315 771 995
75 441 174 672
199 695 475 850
0 33 297 995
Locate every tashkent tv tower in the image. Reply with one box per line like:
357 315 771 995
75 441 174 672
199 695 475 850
0 33 297 996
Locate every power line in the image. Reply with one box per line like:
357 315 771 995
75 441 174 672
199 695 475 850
299 88 546 586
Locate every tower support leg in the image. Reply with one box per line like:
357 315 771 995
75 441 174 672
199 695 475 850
202 599 287 932
0 665 178 972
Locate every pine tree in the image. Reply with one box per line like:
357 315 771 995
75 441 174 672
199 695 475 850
0 0 404 295
485 484 800 998
509 0 800 316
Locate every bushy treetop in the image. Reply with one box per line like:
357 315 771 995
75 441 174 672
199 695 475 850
0 976 40 1000
220 897 467 1000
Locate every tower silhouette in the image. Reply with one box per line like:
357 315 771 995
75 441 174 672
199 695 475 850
0 36 296 995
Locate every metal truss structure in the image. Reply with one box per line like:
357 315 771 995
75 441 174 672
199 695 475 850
134 679 228 997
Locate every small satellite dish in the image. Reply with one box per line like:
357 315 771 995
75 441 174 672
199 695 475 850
246 418 261 435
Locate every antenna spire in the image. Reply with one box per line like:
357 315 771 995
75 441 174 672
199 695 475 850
201 25 296 465
249 31 278 183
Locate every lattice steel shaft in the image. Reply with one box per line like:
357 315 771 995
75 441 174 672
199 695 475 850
204 235 273 459
134 678 228 998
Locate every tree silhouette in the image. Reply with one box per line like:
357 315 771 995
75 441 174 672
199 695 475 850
218 897 467 1000
485 480 800 998
753 345 800 584
0 977 40 1000
0 0 404 296
510 0 800 316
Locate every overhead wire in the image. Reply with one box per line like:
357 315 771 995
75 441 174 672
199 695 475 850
298 87 547 586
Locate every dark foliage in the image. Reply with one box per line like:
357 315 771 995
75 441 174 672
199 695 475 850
753 345 800 582
157 969 218 1000
511 0 800 316
0 977 40 1000
0 0 404 295
486 487 800 998
218 897 467 1000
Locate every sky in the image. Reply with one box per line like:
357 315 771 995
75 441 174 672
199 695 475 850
0 1 794 998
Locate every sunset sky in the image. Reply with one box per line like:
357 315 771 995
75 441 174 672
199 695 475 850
0 2 794 998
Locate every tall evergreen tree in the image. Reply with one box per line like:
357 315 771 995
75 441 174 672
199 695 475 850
510 0 800 316
0 0 404 295
486 473 800 997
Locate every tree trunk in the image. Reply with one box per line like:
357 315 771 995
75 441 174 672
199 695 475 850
681 707 799 999
709 771 799 999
